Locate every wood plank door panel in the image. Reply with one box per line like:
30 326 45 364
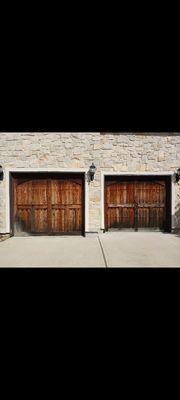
31 180 49 233
51 208 66 233
51 179 83 233
106 182 135 230
14 179 33 234
14 178 49 234
135 181 166 229
105 178 167 231
13 175 84 235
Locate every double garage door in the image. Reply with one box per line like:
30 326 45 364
105 176 171 232
12 173 84 235
11 173 171 235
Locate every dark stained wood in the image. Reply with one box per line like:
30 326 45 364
12 174 84 235
51 178 83 233
32 179 48 233
105 177 169 231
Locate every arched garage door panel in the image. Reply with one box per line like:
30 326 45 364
13 174 84 235
105 177 171 232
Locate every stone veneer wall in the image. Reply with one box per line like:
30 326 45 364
0 132 180 233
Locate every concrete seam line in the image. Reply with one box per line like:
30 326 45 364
98 236 108 268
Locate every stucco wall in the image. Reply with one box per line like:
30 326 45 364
0 132 180 233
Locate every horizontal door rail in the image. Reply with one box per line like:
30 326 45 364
51 205 82 209
107 203 165 208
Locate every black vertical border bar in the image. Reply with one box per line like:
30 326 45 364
104 175 107 232
9 172 14 236
83 172 86 237
166 175 172 232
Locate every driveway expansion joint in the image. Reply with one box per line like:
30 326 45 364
97 236 108 268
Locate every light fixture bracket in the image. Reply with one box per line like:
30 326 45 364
0 165 3 181
89 163 96 181
175 168 180 182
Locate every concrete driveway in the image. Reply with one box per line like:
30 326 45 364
100 232 180 267
0 232 180 267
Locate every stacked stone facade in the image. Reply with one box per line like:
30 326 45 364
0 132 180 233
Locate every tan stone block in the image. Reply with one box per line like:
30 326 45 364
94 143 101 150
139 164 147 171
158 151 165 161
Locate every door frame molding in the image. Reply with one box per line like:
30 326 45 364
101 171 175 232
5 168 89 235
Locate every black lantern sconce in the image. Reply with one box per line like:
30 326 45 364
175 168 180 182
89 163 96 181
0 165 3 181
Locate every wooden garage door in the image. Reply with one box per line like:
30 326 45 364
13 175 84 235
105 178 168 231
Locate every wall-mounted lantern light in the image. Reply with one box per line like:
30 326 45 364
0 165 3 181
175 168 180 182
89 163 96 181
